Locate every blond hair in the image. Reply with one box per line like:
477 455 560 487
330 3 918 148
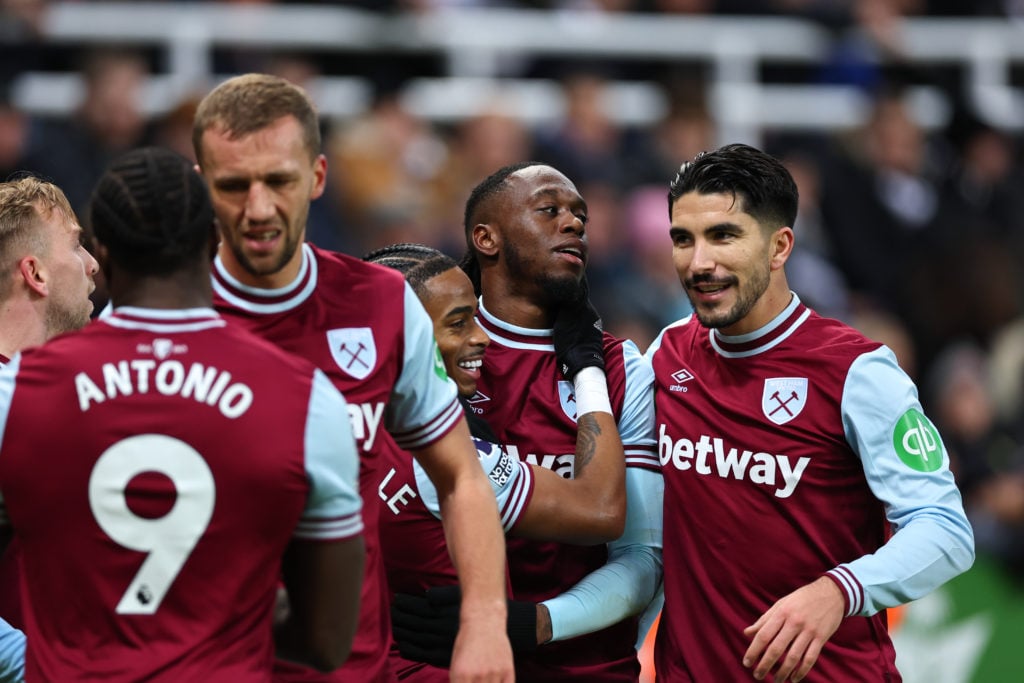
0 176 77 299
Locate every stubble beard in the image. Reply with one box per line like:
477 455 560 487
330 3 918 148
504 242 582 308
227 229 302 279
45 299 93 339
689 263 770 330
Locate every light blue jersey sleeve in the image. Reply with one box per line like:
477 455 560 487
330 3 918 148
0 618 23 683
0 617 23 683
414 437 533 533
617 341 659 469
387 283 463 451
0 354 22 528
830 346 975 616
541 467 664 641
295 369 364 540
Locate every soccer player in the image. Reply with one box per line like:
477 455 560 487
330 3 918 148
0 147 366 681
648 143 975 681
0 175 101 679
366 243 629 679
0 176 99 365
452 163 662 681
191 74 513 683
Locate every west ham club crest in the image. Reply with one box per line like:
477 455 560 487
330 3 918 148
558 380 579 422
762 377 808 425
327 327 377 380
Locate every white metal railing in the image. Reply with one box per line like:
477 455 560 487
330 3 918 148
8 2 1024 145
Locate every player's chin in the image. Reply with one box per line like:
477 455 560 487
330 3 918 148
455 375 478 399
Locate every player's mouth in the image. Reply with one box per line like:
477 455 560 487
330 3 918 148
456 357 483 379
243 228 283 252
554 243 587 267
686 278 733 303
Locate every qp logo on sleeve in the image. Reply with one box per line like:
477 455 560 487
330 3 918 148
893 408 944 472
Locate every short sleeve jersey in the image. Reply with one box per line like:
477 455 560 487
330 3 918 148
0 308 362 682
472 302 657 682
212 244 462 683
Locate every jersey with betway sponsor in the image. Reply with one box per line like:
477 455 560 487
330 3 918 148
213 244 462 683
648 294 974 682
473 301 658 682
0 307 362 682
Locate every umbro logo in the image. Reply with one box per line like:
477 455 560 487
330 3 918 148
671 368 694 383
466 391 490 405
670 367 694 393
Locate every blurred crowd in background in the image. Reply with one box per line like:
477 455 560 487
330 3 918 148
2 0 1024 585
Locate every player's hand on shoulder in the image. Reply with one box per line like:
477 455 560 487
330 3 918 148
741 576 844 682
553 276 605 380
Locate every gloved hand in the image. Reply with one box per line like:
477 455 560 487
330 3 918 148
552 277 605 380
391 585 538 668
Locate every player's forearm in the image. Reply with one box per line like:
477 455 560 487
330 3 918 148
564 367 626 538
542 467 664 641
829 510 975 616
438 470 508 629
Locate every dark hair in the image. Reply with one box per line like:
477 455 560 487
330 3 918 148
667 143 798 231
364 243 460 299
460 160 545 294
90 147 213 276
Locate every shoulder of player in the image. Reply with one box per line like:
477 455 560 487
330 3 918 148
311 244 408 293
215 322 323 382
799 313 882 357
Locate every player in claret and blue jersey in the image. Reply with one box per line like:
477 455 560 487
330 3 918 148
648 143 974 682
0 147 366 682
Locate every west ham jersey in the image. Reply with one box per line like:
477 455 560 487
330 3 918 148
0 307 363 682
212 243 462 683
473 301 658 682
649 294 973 682
379 432 533 596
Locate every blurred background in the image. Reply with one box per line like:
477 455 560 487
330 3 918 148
3 1 1024 680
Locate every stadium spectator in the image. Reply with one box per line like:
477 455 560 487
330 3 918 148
0 146 366 680
191 73 513 683
20 49 153 214
648 142 974 681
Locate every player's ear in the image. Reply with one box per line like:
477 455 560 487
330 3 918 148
472 223 499 258
308 154 327 201
769 226 794 271
18 254 48 297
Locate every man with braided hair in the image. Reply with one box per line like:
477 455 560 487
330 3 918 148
192 73 512 683
366 242 629 681
0 147 366 681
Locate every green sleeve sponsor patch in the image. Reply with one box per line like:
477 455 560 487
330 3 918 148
892 408 943 472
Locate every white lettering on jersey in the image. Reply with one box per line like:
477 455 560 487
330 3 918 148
506 444 575 479
378 467 418 514
75 361 253 419
346 401 385 451
657 423 809 498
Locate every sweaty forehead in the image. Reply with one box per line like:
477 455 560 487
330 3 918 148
508 165 578 197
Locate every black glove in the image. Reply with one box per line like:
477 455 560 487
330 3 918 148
552 278 605 380
391 585 538 667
